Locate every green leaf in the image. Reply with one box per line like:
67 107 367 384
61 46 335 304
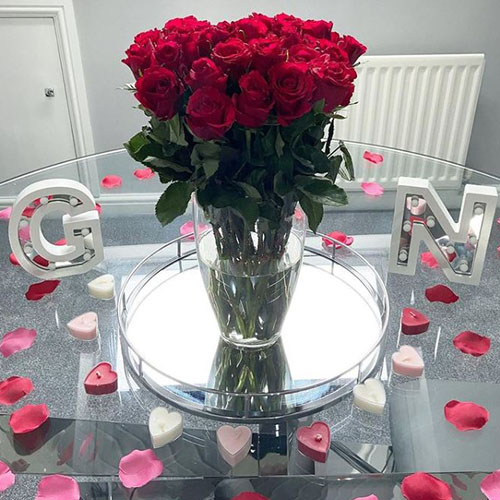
328 155 343 184
296 176 348 206
124 132 164 162
281 111 315 142
312 99 325 114
155 182 194 226
299 194 324 232
310 149 331 173
235 182 262 200
149 115 188 147
190 143 221 179
169 115 188 146
275 128 285 157
143 156 191 173
124 132 148 157
231 198 259 228
339 141 355 181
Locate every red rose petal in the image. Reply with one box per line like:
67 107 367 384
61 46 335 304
9 253 20 266
0 461 15 492
232 494 269 500
95 203 102 214
453 331 491 357
35 474 80 500
25 280 60 301
481 469 500 499
9 404 50 434
33 255 50 267
322 230 354 249
0 376 34 405
0 207 12 220
22 206 35 217
100 175 122 189
444 400 489 431
361 182 384 197
119 449 163 488
421 251 439 269
0 328 36 357
363 151 384 164
401 472 452 500
425 284 459 304
133 167 155 180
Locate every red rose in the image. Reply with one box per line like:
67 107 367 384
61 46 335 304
186 87 236 140
338 35 367 64
164 16 210 34
318 39 350 63
312 60 356 112
186 58 227 91
155 40 181 70
302 19 333 39
273 13 302 34
250 37 286 72
268 62 314 126
233 71 273 128
232 493 269 500
212 38 253 78
135 67 184 120
122 43 155 79
134 29 162 46
289 44 321 63
233 16 269 40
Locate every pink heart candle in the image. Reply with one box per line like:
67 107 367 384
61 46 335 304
67 312 98 341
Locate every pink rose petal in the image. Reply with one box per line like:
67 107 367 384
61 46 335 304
444 400 489 431
363 151 384 164
0 207 12 220
0 328 36 357
232 494 269 500
19 225 31 242
0 376 34 405
453 331 491 357
354 496 379 500
9 404 50 434
401 472 452 499
294 208 304 221
119 449 163 488
95 203 102 214
481 470 500 500
134 167 155 180
0 461 15 492
421 251 439 269
25 280 60 301
35 475 80 500
100 175 122 189
361 182 384 197
54 238 66 246
425 284 459 304
322 230 354 249
180 221 210 241
9 253 20 266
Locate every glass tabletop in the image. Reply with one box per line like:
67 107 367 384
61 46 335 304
1 142 499 499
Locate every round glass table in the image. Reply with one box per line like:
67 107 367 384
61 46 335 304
0 142 499 499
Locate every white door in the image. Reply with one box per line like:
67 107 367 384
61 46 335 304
0 17 76 182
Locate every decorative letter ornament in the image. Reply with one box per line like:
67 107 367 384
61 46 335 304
389 177 497 285
8 180 103 279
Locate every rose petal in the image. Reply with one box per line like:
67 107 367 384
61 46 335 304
294 208 304 221
54 238 66 246
425 284 459 304
0 328 36 357
361 182 384 197
0 207 12 220
232 494 269 500
19 225 31 242
180 221 210 241
22 206 35 217
363 151 384 164
0 376 34 405
453 331 491 357
95 203 102 214
481 470 500 499
354 496 379 500
100 175 122 189
9 404 50 434
25 280 60 301
133 167 155 180
35 475 80 500
33 255 50 267
421 252 439 269
119 449 163 488
401 472 452 500
9 253 20 266
322 230 353 249
0 461 15 492
444 400 489 431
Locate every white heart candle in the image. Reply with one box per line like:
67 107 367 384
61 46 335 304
148 407 183 448
353 378 386 415
67 311 98 341
88 274 115 300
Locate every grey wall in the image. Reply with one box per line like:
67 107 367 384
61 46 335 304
73 0 500 174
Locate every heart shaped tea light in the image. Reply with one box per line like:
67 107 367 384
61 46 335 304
444 400 489 431
217 425 252 467
392 346 424 377
363 151 384 165
35 474 80 500
401 308 430 335
9 404 50 434
67 312 98 341
0 376 34 405
353 378 386 415
84 362 117 395
87 274 115 300
0 328 36 357
25 280 60 301
481 469 500 499
0 461 15 492
133 167 155 180
119 449 163 488
453 331 491 357
425 284 459 304
296 421 330 463
149 407 183 448
401 472 452 500
100 175 122 189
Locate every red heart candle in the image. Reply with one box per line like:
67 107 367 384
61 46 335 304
84 362 118 395
296 421 330 463
401 308 430 335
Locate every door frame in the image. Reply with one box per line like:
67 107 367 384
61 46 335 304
0 0 95 166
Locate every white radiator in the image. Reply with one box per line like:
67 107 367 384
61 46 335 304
335 54 485 189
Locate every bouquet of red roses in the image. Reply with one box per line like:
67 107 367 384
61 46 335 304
123 13 365 233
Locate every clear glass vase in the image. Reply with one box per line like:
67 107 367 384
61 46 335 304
194 196 306 349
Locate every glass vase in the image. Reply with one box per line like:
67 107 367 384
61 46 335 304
193 196 306 349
